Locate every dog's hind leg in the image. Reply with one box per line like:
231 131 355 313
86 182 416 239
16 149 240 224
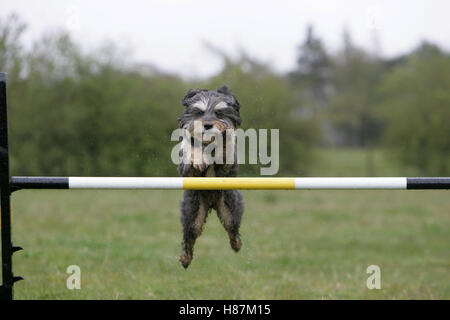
216 190 244 252
179 190 208 268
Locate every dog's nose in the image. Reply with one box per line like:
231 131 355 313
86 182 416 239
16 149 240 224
203 122 213 130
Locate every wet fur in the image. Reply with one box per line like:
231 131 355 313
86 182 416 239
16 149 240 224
177 86 244 269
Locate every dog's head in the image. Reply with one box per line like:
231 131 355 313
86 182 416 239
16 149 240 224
178 86 241 144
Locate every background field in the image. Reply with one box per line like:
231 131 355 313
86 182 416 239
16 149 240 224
7 149 449 299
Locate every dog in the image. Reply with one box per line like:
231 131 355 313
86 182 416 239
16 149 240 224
177 85 244 269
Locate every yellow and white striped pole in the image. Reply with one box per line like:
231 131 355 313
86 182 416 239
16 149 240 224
9 176 450 190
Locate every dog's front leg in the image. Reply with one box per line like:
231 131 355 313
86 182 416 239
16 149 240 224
191 145 210 173
218 132 239 177
178 138 209 176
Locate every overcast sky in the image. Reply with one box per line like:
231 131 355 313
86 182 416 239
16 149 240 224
3 0 450 78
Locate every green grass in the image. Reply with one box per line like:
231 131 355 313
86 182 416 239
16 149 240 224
4 148 450 299
309 148 421 177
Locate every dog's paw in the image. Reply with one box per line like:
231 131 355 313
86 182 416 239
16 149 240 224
192 161 208 172
179 251 193 269
230 236 242 252
190 147 211 172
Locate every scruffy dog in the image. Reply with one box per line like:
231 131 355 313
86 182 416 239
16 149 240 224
177 86 244 269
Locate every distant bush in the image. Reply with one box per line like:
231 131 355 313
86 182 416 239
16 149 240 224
378 43 450 175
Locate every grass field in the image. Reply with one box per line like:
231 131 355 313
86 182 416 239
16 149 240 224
4 149 450 299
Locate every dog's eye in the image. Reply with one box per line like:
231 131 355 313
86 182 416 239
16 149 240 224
215 110 225 117
192 108 204 115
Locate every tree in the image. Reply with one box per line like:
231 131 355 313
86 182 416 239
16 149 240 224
379 42 450 175
0 13 26 82
328 30 385 148
5 25 187 176
289 25 332 112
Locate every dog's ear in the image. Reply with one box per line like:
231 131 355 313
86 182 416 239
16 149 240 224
182 89 200 107
217 85 240 110
217 85 232 95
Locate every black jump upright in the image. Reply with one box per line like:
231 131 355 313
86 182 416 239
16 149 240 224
0 72 23 300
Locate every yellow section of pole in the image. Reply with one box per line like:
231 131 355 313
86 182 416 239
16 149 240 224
183 177 296 190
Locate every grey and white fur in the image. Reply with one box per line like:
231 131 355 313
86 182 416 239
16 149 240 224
177 86 244 269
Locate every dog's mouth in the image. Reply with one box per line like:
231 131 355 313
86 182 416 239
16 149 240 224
190 128 227 145
188 120 231 145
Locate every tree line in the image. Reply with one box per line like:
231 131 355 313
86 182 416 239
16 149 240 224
1 14 449 176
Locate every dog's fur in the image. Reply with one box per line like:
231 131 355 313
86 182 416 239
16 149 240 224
177 86 244 268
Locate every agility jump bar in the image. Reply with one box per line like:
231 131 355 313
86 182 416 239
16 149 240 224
9 176 450 190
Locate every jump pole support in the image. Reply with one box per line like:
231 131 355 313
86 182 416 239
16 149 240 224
1 70 449 300
1 73 23 300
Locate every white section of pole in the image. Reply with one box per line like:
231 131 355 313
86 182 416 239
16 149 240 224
69 177 184 189
294 177 407 189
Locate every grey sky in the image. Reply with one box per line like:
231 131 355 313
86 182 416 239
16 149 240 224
3 0 449 78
